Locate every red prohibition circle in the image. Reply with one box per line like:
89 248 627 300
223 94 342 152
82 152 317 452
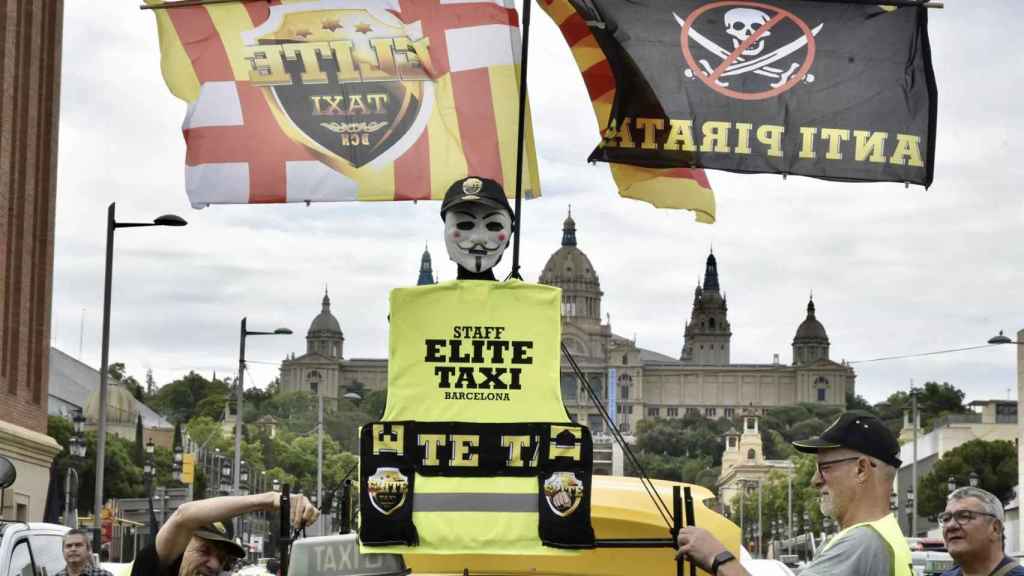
680 0 816 101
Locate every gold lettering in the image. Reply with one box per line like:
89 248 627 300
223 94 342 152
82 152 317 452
283 42 331 84
242 45 290 85
635 118 664 150
820 128 850 160
890 133 925 167
733 122 753 154
700 121 731 153
501 435 532 467
347 94 368 115
418 434 446 466
372 424 404 456
602 118 620 149
853 130 888 163
394 37 431 80
663 119 696 152
450 434 479 467
799 127 818 159
370 38 398 77
549 425 581 461
328 40 361 82
756 124 784 158
366 93 389 114
617 117 636 149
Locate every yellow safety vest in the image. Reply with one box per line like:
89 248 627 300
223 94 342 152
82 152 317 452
359 280 594 555
821 513 913 576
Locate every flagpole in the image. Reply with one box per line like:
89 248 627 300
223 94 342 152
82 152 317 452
509 0 533 281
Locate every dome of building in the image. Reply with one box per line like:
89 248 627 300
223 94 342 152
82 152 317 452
539 212 600 287
793 299 828 342
308 291 342 336
84 384 139 425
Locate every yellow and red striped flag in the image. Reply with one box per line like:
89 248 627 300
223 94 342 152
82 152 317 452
539 0 715 223
147 0 540 208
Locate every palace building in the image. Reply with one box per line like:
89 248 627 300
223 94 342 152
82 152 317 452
279 212 855 444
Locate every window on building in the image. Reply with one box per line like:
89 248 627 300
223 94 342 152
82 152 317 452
310 381 319 394
560 373 578 401
686 407 699 416
620 422 630 433
587 414 604 432
747 448 756 461
568 412 578 423
817 387 827 402
728 437 737 448
647 407 660 417
667 407 679 417
724 407 735 418
705 407 717 417
745 417 755 431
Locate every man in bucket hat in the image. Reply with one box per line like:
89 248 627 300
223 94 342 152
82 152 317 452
130 492 318 576
676 411 913 576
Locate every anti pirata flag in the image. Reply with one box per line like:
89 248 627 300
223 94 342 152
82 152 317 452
541 0 716 223
549 0 938 188
146 0 540 208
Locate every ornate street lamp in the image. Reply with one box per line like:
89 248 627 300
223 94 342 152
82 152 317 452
173 444 183 483
890 490 898 511
272 478 281 492
947 476 957 494
969 471 980 488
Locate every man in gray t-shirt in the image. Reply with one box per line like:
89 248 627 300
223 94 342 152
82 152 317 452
677 412 911 576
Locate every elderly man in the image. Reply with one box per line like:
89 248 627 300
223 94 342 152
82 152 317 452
130 491 319 576
677 412 912 576
56 529 112 576
940 487 1023 576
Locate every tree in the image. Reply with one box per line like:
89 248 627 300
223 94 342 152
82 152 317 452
149 372 231 423
874 381 968 436
109 362 145 402
918 439 1017 519
145 369 157 397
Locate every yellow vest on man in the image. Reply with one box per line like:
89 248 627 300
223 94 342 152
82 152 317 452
821 513 913 576
359 280 595 555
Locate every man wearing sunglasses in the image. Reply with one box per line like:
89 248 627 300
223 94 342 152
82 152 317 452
129 491 319 576
677 411 912 576
939 487 1023 576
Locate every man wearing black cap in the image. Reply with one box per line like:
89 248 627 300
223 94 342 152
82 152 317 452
129 492 318 576
440 176 514 281
677 412 913 576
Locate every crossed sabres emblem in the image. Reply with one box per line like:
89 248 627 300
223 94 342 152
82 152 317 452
675 8 823 89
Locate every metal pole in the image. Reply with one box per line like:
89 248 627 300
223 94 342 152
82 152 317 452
94 202 116 551
509 0 534 280
65 468 72 527
317 392 324 536
757 481 763 557
787 474 793 545
235 318 246 535
739 482 745 541
911 387 918 536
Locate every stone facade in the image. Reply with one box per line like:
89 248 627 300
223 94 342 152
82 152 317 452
279 213 856 435
716 416 794 515
0 0 64 522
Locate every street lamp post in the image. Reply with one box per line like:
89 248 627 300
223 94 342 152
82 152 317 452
969 471 980 488
66 411 87 528
989 329 1024 553
93 203 186 548
904 488 914 534
235 318 290 535
947 476 957 495
144 438 158 542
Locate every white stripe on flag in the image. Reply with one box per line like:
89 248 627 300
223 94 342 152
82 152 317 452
185 163 249 207
286 161 359 202
446 24 520 72
183 81 243 129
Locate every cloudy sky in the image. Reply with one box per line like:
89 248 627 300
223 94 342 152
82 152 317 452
52 1 1023 405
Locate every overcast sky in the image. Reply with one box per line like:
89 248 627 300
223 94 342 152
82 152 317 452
51 1 1023 406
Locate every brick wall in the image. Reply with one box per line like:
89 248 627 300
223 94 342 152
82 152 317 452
0 1 64 434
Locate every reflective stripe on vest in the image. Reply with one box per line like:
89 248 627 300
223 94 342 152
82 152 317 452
822 513 913 576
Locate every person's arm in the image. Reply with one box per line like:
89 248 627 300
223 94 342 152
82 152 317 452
676 527 751 576
155 492 318 569
798 526 891 576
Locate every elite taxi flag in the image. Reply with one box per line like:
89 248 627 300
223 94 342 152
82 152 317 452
146 0 541 207
540 0 716 223
560 0 938 187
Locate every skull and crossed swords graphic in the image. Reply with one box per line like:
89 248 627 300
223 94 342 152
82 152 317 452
676 7 823 89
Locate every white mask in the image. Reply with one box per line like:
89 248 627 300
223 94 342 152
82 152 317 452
444 202 512 274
